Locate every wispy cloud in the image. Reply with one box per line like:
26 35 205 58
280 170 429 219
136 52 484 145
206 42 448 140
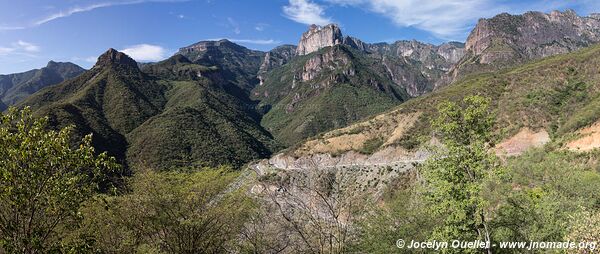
32 0 190 27
72 56 99 63
16 40 40 52
229 39 282 45
205 38 282 45
227 17 241 34
0 26 25 31
325 0 499 40
120 44 167 62
283 0 333 26
255 23 269 32
0 40 40 57
325 0 572 40
0 47 15 55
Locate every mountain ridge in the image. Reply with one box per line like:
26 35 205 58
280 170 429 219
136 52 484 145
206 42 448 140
20 48 277 170
0 61 85 108
449 9 600 82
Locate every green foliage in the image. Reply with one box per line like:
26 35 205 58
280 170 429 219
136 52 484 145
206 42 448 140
21 54 277 170
0 62 85 106
178 40 264 91
490 148 600 251
255 45 406 145
0 107 120 253
566 208 600 249
69 167 254 253
421 96 499 252
391 43 600 149
359 136 384 154
352 173 438 253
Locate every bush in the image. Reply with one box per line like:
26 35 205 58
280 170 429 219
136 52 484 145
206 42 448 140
0 107 120 253
70 167 254 253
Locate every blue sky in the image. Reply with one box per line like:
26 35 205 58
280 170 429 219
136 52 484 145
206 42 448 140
0 0 599 74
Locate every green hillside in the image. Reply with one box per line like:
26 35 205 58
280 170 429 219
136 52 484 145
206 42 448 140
177 39 265 92
0 61 84 106
253 45 409 145
395 43 600 148
20 49 276 170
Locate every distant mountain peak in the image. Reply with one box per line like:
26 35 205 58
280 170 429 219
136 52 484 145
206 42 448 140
0 61 84 105
296 23 343 55
46 60 58 68
95 48 138 69
45 60 81 70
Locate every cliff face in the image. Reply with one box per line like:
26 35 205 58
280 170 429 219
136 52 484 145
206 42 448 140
466 10 600 61
452 10 600 81
258 45 297 85
358 40 465 96
366 40 465 69
296 24 343 55
178 39 265 91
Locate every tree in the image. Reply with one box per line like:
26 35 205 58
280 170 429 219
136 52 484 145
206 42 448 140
566 208 600 253
351 171 438 254
73 167 254 253
0 107 120 253
245 161 367 254
421 95 499 253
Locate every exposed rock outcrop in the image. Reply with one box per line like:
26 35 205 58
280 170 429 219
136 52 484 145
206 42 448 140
494 128 550 156
178 39 265 90
296 24 343 55
258 45 297 85
291 24 467 97
95 48 139 69
450 9 600 82
341 37 466 96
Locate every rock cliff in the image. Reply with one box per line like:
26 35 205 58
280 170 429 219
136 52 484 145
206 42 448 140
178 39 265 91
451 9 600 81
296 24 343 55
258 45 297 85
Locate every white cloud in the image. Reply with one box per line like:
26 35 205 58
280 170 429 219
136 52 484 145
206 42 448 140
35 2 115 26
72 56 98 63
34 0 190 27
325 0 500 40
229 39 282 45
0 40 40 57
0 47 15 55
255 23 269 31
283 0 333 26
227 17 241 34
325 0 574 40
205 38 282 45
0 26 25 31
16 40 40 52
120 44 167 62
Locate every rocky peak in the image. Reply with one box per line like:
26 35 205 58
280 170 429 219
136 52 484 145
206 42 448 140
166 54 192 65
443 9 600 86
46 60 58 69
343 36 367 51
178 39 246 55
437 42 466 63
95 48 138 69
296 24 343 55
258 45 297 85
465 9 600 64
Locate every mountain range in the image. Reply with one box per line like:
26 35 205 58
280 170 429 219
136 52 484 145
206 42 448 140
0 61 84 110
7 9 600 171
